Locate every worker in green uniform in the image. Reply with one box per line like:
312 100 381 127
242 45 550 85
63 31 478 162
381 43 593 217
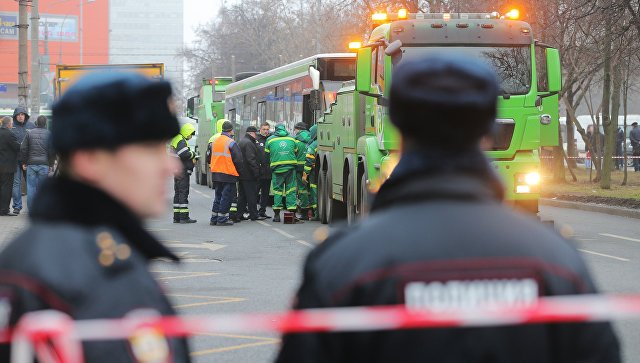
293 122 311 219
302 124 318 220
265 124 298 222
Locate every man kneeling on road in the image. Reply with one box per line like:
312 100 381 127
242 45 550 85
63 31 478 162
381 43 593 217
276 53 620 362
210 121 243 226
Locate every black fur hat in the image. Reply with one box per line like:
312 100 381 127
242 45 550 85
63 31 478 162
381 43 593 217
52 72 179 153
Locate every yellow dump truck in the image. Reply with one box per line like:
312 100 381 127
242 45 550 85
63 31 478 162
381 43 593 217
55 63 164 98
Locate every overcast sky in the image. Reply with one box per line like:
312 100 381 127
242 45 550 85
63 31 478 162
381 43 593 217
183 0 221 45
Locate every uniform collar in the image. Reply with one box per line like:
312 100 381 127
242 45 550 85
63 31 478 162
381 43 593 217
30 177 178 261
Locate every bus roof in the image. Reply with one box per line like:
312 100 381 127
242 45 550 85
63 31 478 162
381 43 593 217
225 53 355 98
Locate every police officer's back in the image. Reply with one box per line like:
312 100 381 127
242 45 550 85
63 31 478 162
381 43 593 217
0 73 191 362
275 54 620 363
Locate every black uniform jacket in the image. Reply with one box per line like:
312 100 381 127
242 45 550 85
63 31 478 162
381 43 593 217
0 178 191 362
255 133 272 180
276 150 620 363
238 133 260 181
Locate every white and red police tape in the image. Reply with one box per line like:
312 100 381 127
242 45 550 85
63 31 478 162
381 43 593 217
3 294 640 363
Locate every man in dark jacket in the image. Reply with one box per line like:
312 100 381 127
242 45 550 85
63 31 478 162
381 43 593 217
631 122 640 171
256 121 272 218
20 115 55 211
237 126 265 221
11 106 35 215
276 54 620 363
0 116 19 216
0 72 191 362
210 121 244 226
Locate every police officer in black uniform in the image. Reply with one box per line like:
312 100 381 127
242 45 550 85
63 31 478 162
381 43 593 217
0 73 191 362
275 54 620 363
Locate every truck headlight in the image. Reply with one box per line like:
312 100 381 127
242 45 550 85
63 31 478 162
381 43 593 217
515 172 540 194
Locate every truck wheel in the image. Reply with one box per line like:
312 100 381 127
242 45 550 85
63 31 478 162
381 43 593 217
324 167 333 224
359 173 369 219
346 175 356 225
318 168 328 224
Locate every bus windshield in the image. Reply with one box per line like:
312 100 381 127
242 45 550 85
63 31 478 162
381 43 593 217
399 46 532 95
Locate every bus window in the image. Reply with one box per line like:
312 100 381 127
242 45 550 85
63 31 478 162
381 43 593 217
257 101 266 125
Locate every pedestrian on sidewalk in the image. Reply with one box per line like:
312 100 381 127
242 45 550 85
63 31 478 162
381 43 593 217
0 116 19 216
631 122 640 172
0 72 192 362
237 126 265 221
10 106 34 215
210 121 244 226
276 53 620 363
20 115 55 211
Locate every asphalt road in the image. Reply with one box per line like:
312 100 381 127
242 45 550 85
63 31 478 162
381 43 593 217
1 183 639 362
540 205 640 363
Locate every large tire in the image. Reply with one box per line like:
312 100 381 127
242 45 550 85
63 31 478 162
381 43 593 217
324 166 333 224
359 172 369 219
318 167 328 224
346 174 356 225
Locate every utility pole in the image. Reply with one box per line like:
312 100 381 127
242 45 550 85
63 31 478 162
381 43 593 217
79 0 83 64
315 0 321 54
18 0 30 107
31 0 41 115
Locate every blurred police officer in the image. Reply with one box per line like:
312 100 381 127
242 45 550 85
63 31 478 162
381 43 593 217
276 54 620 363
0 73 191 362
170 122 197 223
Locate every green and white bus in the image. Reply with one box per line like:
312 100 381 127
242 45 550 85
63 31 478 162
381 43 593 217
224 54 356 133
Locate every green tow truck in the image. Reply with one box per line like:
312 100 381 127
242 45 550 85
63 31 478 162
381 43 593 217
313 11 562 224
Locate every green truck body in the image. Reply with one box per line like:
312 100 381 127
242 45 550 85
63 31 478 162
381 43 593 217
316 12 561 224
189 77 233 188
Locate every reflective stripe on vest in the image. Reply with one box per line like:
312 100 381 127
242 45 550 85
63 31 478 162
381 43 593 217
210 135 239 176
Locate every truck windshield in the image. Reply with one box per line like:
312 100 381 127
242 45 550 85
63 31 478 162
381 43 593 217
399 46 532 95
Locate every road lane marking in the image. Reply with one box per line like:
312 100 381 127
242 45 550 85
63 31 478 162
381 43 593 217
146 228 172 232
273 228 295 239
152 271 218 280
192 188 210 198
600 233 640 243
164 242 226 252
190 340 279 356
197 332 278 341
578 249 629 262
576 238 596 241
168 294 245 308
256 220 271 227
296 239 313 248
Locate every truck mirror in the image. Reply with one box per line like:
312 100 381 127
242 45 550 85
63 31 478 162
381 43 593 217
356 47 373 93
309 66 321 91
385 40 403 65
546 48 561 93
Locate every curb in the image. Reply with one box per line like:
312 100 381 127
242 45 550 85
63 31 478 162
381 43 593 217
540 198 640 220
